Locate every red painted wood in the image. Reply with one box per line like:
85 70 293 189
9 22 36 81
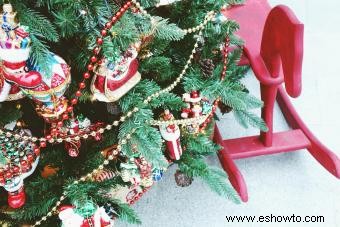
213 125 248 202
214 0 340 201
224 130 310 159
277 86 340 178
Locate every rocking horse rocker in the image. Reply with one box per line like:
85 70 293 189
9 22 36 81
214 0 340 202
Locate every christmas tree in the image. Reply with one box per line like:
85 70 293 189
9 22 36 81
0 0 267 226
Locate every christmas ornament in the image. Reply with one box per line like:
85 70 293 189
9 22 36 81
53 115 103 157
41 165 59 178
93 169 117 182
20 54 71 123
58 205 113 227
152 168 165 182
159 109 183 160
181 91 212 134
0 4 42 88
0 126 40 208
120 160 141 186
199 58 215 78
218 102 233 114
107 184 149 205
91 46 141 103
174 170 193 187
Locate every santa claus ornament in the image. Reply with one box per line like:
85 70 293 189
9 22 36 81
0 124 40 209
181 91 212 134
58 205 114 227
159 109 183 160
91 46 141 103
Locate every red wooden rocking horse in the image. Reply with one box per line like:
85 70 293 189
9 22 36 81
214 0 340 202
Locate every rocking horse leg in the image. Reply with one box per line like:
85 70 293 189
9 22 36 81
260 83 278 147
277 86 340 178
214 125 248 202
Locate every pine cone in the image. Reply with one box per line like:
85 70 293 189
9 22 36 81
199 59 215 78
175 170 193 187
218 102 233 115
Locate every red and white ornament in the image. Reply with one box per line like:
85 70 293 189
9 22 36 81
91 46 141 103
159 110 183 160
58 206 113 227
0 125 40 209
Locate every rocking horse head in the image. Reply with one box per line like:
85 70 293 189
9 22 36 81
260 5 304 98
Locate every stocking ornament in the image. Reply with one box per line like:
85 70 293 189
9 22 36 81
0 4 42 89
159 110 183 160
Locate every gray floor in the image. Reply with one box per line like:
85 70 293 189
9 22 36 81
118 1 340 226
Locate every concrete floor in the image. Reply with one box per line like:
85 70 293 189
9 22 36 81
118 1 340 226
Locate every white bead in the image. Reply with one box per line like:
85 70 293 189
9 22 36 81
42 217 47 221
99 128 104 133
99 165 104 170
104 160 109 165
121 139 127 144
66 137 71 142
80 177 86 181
133 107 139 112
120 116 126 122
113 121 119 126
57 138 63 143
91 131 96 136
106 125 112 130
83 134 89 139
74 136 80 141
109 155 114 160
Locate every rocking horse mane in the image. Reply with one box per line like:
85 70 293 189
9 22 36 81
261 5 304 98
